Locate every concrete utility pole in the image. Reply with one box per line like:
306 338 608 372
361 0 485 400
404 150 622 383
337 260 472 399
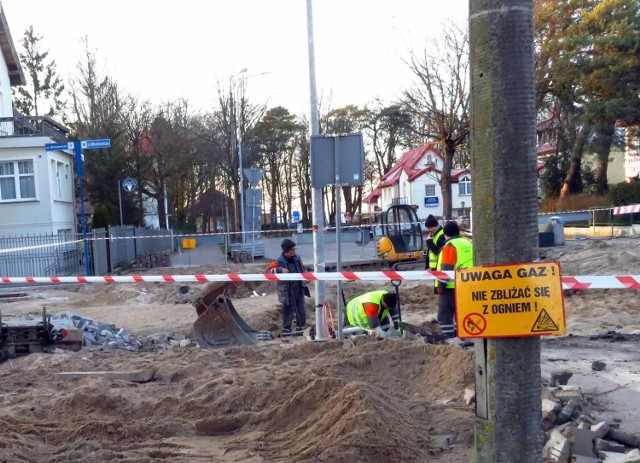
306 0 327 340
469 1 541 461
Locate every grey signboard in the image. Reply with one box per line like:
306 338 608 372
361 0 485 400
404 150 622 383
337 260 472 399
245 188 262 206
310 133 364 187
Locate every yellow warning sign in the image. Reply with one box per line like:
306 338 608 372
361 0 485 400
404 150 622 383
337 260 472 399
455 261 565 338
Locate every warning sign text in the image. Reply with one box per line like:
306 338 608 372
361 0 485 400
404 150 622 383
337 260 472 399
455 261 565 338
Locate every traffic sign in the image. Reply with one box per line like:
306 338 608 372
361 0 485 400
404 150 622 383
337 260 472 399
45 142 73 151
292 210 301 222
81 139 111 149
455 261 566 338
122 177 138 193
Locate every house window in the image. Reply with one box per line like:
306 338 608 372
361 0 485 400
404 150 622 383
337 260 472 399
458 175 471 196
425 184 436 196
0 160 36 201
56 162 64 199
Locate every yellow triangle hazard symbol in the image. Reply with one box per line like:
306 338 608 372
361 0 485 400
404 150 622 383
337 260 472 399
531 309 559 333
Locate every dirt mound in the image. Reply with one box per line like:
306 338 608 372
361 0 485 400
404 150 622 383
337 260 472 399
541 238 640 275
2 237 639 462
0 339 474 463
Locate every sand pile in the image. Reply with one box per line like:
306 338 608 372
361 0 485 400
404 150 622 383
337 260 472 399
1 238 639 462
0 338 474 463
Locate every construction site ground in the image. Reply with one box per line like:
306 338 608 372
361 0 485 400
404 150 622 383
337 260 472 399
0 238 639 462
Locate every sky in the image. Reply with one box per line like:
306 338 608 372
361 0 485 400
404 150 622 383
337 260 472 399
2 0 468 117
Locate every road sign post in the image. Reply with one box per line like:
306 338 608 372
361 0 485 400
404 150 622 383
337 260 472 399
46 139 111 276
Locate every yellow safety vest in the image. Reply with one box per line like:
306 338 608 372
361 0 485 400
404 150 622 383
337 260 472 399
428 228 446 270
436 237 473 289
346 290 389 329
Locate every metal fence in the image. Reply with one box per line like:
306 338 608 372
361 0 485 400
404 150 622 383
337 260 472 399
100 226 173 274
0 227 174 277
134 228 174 255
108 226 136 270
0 233 84 277
92 229 109 276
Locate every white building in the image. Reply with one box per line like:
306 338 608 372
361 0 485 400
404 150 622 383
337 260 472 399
364 144 472 222
624 127 640 181
0 5 75 237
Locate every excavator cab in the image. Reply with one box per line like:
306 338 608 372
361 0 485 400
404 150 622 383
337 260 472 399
376 204 425 262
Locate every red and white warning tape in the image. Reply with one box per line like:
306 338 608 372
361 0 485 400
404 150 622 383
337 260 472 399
1 271 639 289
612 204 640 215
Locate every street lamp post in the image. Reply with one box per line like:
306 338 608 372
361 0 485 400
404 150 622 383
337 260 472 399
236 96 246 244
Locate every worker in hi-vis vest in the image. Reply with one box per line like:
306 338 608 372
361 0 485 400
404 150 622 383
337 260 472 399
435 221 474 339
425 214 446 279
346 290 399 334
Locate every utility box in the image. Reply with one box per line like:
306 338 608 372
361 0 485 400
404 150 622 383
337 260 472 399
549 216 565 246
538 232 554 248
538 217 565 247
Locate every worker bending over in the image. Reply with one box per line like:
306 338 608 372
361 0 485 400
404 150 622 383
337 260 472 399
346 290 399 334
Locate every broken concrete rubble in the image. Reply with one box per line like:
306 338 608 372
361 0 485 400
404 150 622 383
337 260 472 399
47 312 191 352
543 377 640 463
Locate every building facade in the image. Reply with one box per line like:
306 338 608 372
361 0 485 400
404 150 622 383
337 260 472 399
0 5 75 237
364 144 472 223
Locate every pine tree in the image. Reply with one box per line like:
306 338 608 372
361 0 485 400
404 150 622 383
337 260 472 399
12 26 65 117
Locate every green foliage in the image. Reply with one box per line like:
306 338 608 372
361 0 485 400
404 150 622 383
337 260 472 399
581 164 598 194
12 26 65 117
609 178 640 206
69 40 130 222
535 0 640 192
540 156 566 198
92 203 116 229
254 106 306 223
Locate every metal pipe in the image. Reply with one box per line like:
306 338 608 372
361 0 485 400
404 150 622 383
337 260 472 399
335 136 343 340
118 179 123 226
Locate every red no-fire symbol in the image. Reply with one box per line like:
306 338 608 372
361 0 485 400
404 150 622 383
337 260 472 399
462 312 487 336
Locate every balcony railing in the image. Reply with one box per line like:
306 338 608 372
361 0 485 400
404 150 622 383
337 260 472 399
390 197 408 206
0 116 69 142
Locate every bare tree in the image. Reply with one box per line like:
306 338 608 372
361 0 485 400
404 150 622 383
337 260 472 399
403 23 470 219
362 101 414 179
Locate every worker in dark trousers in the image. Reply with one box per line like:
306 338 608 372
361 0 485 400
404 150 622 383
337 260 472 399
266 239 310 336
436 221 474 339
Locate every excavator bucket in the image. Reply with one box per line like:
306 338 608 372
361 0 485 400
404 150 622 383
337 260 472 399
193 282 272 349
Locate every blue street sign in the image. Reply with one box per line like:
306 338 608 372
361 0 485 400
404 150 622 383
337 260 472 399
42 139 112 276
425 196 439 207
82 139 111 149
45 142 73 151
292 210 301 222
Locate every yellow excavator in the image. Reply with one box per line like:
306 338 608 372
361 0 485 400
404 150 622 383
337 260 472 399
376 204 425 263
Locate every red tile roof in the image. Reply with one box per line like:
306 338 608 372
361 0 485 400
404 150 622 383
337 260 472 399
377 143 443 185
363 187 381 204
363 144 474 204
537 141 557 156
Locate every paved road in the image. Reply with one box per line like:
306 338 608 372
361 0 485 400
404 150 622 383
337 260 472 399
170 235 378 268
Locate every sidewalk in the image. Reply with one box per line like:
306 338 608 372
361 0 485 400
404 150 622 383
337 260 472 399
169 235 378 268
